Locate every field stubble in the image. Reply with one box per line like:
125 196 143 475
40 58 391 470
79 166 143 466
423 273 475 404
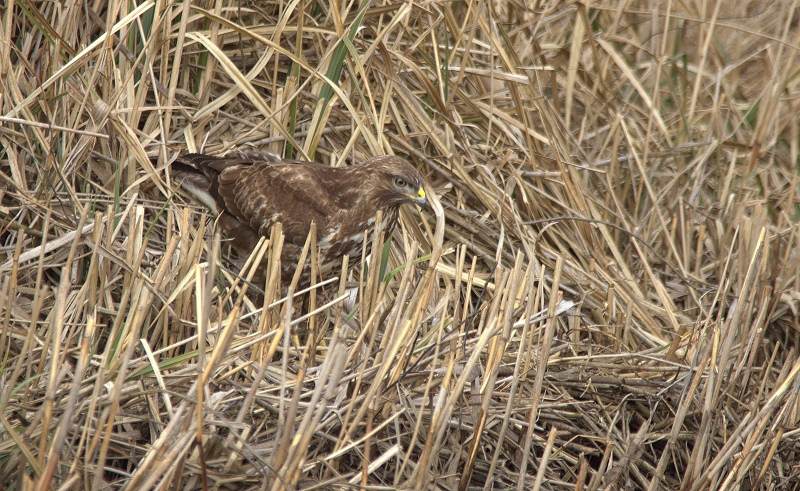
1 1 800 490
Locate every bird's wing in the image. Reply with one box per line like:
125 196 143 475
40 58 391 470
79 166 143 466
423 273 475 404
173 154 360 248
228 161 347 247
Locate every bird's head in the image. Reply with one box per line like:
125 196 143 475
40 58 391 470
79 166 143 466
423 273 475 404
361 156 427 211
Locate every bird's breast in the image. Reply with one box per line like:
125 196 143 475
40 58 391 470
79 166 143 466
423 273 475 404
318 209 399 262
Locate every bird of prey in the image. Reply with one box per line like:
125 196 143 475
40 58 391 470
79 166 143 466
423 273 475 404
171 152 427 286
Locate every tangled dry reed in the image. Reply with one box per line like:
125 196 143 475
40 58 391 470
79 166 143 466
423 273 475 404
2 0 800 489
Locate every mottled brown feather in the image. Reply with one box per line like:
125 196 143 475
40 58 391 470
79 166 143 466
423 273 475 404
171 152 426 285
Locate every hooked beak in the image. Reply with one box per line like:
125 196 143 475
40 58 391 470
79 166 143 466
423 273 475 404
413 187 427 211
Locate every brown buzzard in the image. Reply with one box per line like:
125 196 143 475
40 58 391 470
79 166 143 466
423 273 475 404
171 152 427 285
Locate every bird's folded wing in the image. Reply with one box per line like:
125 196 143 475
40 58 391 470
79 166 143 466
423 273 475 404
227 163 342 247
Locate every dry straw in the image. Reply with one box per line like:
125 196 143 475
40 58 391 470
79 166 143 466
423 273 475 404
2 0 800 490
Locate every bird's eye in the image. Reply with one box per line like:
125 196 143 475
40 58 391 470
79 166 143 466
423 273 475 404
394 177 407 188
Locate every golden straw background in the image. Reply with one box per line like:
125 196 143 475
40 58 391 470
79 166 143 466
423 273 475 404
2 1 800 489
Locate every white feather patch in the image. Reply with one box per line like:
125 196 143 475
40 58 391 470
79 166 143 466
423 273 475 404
179 180 219 216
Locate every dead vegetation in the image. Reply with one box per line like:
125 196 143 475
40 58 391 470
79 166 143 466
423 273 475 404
2 0 800 489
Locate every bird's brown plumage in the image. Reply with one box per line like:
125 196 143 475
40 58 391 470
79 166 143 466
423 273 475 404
171 152 427 285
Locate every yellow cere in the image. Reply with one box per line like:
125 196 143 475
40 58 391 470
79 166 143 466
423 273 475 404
417 188 426 198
